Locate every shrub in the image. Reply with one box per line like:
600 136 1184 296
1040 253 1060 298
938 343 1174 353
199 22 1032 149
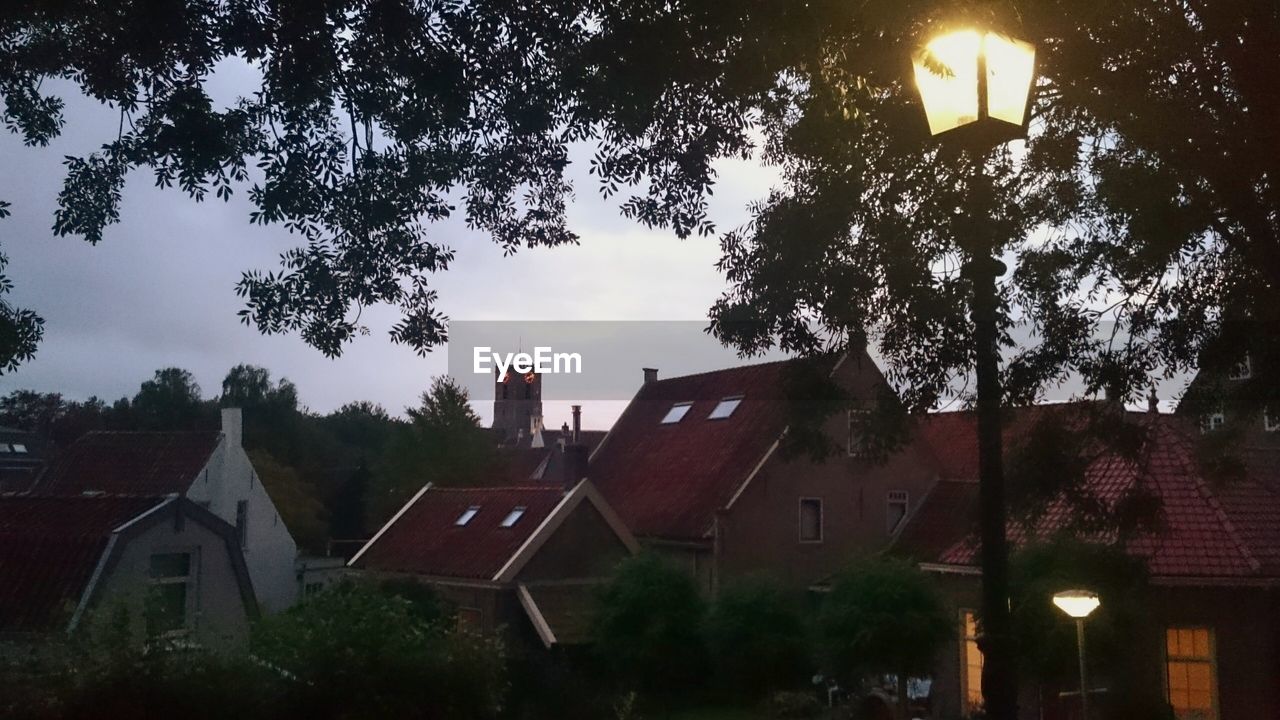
706 576 812 698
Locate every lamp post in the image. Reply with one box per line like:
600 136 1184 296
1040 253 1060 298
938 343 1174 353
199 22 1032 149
1053 589 1101 720
911 28 1037 720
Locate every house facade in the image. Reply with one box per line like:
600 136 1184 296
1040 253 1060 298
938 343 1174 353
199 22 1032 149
588 353 940 593
0 494 257 647
895 406 1280 720
33 408 299 612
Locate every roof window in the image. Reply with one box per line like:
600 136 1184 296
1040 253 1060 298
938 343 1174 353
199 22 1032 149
708 396 743 420
12 443 28 453
661 402 694 424
500 507 527 527
455 506 480 526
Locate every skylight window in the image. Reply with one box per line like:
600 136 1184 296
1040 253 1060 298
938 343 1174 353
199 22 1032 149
455 506 480 526
10 443 26 454
708 396 743 420
661 402 694 424
500 507 527 527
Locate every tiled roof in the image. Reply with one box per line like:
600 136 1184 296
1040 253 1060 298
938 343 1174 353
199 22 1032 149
910 407 1280 582
352 486 566 580
492 430 608 485
0 494 163 632
36 431 220 496
590 357 834 541
891 479 980 562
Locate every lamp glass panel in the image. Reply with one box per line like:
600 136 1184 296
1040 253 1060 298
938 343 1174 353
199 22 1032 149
913 30 981 135
984 33 1036 125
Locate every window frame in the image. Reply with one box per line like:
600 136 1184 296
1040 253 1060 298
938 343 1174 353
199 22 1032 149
959 609 984 716
798 497 823 544
1265 410 1279 432
1164 626 1219 720
500 506 527 527
887 490 909 535
145 549 199 638
660 402 694 425
707 396 744 420
455 505 481 526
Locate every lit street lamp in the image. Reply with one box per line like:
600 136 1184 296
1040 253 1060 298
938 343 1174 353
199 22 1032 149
1054 589 1102 720
911 27 1037 720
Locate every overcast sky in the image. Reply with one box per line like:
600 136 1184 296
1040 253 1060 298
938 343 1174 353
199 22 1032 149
0 67 784 430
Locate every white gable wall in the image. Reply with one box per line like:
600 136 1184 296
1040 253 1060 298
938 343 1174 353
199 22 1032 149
185 409 299 612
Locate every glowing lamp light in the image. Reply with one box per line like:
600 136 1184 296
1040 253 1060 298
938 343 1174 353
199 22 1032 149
912 29 1036 139
1052 589 1101 619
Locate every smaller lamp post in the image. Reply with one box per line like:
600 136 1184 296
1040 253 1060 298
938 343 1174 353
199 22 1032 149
1053 589 1101 720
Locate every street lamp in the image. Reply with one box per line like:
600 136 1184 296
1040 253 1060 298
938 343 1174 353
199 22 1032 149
1054 589 1101 720
911 26 1037 720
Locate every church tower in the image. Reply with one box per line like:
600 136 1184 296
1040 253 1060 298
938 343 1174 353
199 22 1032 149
492 365 543 442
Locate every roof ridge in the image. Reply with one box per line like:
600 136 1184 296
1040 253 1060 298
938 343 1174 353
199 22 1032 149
430 485 563 492
649 355 810 384
1163 422 1263 574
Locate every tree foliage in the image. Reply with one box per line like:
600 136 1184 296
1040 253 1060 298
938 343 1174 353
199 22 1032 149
817 557 950 701
590 553 709 700
704 576 812 699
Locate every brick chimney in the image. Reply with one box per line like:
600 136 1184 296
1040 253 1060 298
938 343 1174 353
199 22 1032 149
1148 386 1159 413
643 368 658 384
562 405 588 492
221 407 242 448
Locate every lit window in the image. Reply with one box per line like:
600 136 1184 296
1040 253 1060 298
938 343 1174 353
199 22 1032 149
1228 356 1251 380
455 506 480 526
847 410 870 457
799 498 823 542
1266 410 1279 433
960 611 984 714
10 443 25 454
661 402 693 424
708 396 743 420
500 507 526 527
1166 627 1217 720
887 491 909 534
146 552 194 637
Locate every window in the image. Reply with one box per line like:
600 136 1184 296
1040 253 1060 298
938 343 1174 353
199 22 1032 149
1266 410 1279 432
455 506 480 526
146 552 195 637
847 410 870 457
661 402 693 424
960 611 984 714
10 443 25 453
0 444 10 454
887 490 909 534
1228 355 1251 380
500 507 527 527
708 396 743 420
235 500 248 549
1166 627 1217 720
1202 411 1226 433
799 498 823 542
458 607 483 629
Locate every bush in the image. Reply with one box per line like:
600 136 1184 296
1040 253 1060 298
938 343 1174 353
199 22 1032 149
590 553 708 701
706 576 812 698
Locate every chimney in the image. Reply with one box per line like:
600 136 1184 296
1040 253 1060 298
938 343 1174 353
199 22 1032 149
643 368 658 384
571 404 582 443
562 444 588 492
221 407 242 448
1148 386 1159 414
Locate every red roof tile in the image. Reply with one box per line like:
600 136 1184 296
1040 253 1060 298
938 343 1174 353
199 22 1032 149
352 486 566 580
36 431 220 496
590 357 832 541
0 494 163 632
911 408 1280 582
892 479 980 562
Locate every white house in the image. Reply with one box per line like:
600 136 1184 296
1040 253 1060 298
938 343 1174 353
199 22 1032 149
34 408 299 612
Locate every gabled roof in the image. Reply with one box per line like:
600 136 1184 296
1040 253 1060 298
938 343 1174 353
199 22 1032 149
492 430 608 485
906 408 1280 583
590 357 837 541
0 494 168 633
36 431 221 497
351 480 637 582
